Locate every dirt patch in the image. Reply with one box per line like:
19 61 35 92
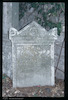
2 74 64 97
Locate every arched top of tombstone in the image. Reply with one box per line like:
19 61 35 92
9 21 57 45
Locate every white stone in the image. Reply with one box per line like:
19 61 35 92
9 21 57 87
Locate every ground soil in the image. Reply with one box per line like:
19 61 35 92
2 74 64 97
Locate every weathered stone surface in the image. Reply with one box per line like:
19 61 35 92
54 25 64 80
56 69 64 80
2 44 12 79
58 56 64 72
55 40 62 47
2 52 12 79
63 42 65 48
54 55 58 68
2 44 12 55
3 39 12 46
12 3 19 30
54 45 61 56
9 21 57 87
3 3 12 35
56 27 64 48
57 32 64 43
61 48 64 57
54 26 65 47
16 45 51 87
2 2 19 79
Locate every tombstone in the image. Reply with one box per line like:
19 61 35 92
9 21 57 87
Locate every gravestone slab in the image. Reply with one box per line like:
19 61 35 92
9 21 57 87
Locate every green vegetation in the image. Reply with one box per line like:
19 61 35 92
19 2 65 35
